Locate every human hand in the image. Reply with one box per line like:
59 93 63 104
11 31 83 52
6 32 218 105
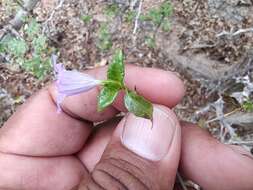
0 65 252 190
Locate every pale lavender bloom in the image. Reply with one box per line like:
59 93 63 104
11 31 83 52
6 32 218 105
52 55 100 112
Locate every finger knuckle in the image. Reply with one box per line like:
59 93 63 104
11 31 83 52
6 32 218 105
89 157 154 190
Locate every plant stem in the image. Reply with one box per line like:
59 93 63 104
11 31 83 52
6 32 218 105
101 80 123 87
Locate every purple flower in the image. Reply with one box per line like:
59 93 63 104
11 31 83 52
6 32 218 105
52 55 100 112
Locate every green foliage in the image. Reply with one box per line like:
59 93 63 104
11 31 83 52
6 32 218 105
105 4 119 17
145 36 156 49
98 49 153 119
242 100 253 112
81 15 92 24
32 35 47 53
125 90 153 119
5 38 28 57
0 42 4 53
97 23 113 52
25 19 40 39
124 10 136 23
141 1 172 27
25 32 51 79
98 83 121 111
160 1 173 17
0 35 11 53
1 18 52 79
23 56 51 79
98 50 124 111
139 1 173 49
143 8 163 25
107 49 124 84
161 18 171 32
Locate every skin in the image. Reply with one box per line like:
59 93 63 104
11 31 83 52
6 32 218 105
0 65 252 190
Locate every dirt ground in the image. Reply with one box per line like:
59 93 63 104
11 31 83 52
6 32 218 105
1 0 253 183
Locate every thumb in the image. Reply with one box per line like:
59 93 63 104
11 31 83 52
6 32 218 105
79 105 181 190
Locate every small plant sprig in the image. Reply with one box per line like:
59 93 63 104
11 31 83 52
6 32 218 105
140 1 172 30
242 99 253 112
53 49 153 119
98 49 153 119
97 23 113 52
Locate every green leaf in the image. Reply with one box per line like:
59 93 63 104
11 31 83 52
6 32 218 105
25 19 40 38
124 10 136 23
81 15 92 24
98 83 121 111
124 91 153 119
6 38 28 57
0 42 4 53
105 4 119 17
139 1 172 26
107 49 125 84
147 9 163 25
145 36 156 49
97 23 113 51
161 18 171 32
242 100 253 112
32 34 47 53
23 56 51 79
160 1 173 17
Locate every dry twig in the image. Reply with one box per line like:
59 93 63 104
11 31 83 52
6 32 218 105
42 0 65 34
132 0 143 38
176 173 188 190
216 27 253 38
229 140 253 146
0 0 40 41
9 0 40 30
206 108 242 124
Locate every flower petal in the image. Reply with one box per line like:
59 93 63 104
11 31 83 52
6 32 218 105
56 70 100 95
52 55 100 112
56 93 66 113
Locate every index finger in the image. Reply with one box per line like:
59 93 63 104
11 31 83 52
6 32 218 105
0 65 185 157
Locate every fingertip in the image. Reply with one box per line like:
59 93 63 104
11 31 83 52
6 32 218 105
113 65 185 111
152 70 185 107
126 66 185 107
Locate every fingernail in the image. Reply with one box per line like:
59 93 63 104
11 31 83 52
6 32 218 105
121 105 176 161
